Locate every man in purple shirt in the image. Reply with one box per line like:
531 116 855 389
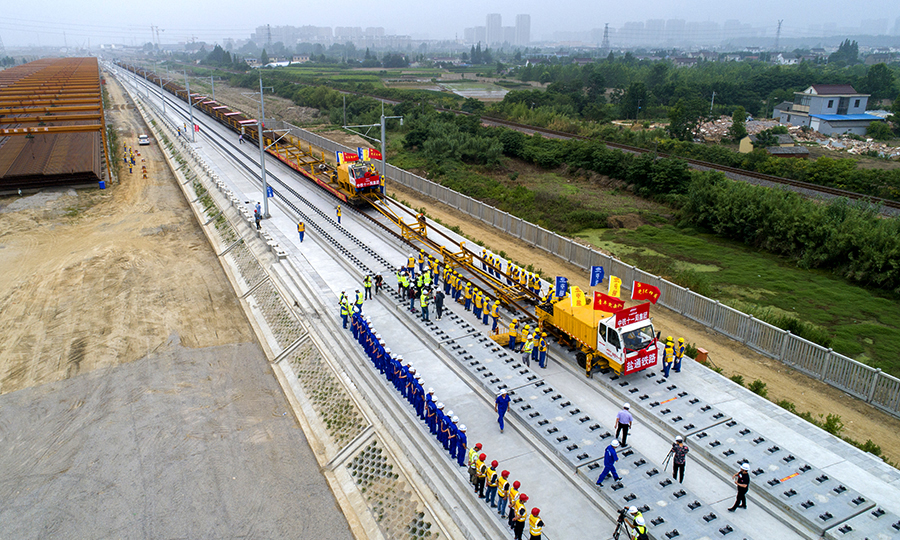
615 403 633 447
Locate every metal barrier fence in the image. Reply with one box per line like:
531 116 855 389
283 122 900 419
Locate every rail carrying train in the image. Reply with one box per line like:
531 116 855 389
116 62 384 205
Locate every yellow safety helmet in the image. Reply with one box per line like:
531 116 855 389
541 332 547 337
666 336 673 342
678 337 684 343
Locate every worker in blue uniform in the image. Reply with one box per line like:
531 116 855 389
596 440 621 487
456 424 468 466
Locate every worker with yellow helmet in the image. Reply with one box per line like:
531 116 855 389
674 337 686 373
662 336 674 378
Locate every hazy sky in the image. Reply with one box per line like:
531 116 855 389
1 0 898 47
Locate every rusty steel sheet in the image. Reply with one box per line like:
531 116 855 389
0 58 107 191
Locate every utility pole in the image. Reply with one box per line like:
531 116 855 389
343 104 403 180
257 76 272 218
184 70 195 142
774 20 784 52
709 91 716 116
210 75 216 101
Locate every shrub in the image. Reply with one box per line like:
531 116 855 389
747 379 768 398
730 374 745 386
821 413 844 436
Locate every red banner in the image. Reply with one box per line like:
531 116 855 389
615 302 650 328
368 148 383 160
341 152 359 162
593 291 625 312
623 346 658 375
632 281 661 304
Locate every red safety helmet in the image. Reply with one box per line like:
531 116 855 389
531 508 540 516
479 453 487 461
474 443 482 450
513 480 521 489
501 470 510 477
519 493 529 502
491 460 498 467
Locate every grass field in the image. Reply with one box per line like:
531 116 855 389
575 225 900 374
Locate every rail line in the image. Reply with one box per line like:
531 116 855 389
119 66 900 540
452 112 900 214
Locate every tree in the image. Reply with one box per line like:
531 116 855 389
667 98 705 141
461 98 485 114
620 82 648 119
828 39 859 66
864 63 895 102
729 106 748 140
260 49 269 65
866 121 893 141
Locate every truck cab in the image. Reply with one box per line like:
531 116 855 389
334 162 383 195
597 315 659 375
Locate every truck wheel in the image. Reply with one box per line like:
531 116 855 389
576 352 587 369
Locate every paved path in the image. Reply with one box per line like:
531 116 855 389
0 337 354 540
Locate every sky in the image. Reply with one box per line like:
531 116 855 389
1 0 898 48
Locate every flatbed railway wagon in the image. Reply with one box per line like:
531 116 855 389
116 62 384 204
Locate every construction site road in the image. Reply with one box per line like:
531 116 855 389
0 72 354 540
0 338 354 539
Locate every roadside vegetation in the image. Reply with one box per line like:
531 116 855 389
157 52 900 375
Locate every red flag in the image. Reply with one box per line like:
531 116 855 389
615 303 651 328
593 291 625 312
368 148 383 160
631 281 661 304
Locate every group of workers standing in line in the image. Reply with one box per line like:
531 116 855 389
481 249 543 297
467 444 544 540
345 303 472 466
340 282 547 540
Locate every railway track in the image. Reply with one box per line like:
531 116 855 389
455 113 900 215
117 66 900 540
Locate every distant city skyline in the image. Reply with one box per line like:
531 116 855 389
1 1 898 49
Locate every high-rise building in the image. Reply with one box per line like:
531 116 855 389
486 14 502 45
515 14 531 46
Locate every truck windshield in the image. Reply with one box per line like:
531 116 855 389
622 324 655 352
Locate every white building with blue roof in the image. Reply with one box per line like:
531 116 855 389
774 84 884 136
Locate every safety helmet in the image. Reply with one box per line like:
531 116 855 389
678 337 684 343
675 436 683 442
741 462 750 470
437 402 444 409
531 508 540 516
502 470 510 477
667 336 673 342
623 403 630 409
479 453 487 461
612 440 620 447
635 516 645 526
452 416 459 423
428 387 434 393
513 480 521 489
446 410 454 417
409 368 416 374
519 494 529 502
460 425 466 431
491 460 498 467
541 332 547 337
629 506 638 515
475 443 482 450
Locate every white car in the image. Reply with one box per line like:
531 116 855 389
138 134 150 146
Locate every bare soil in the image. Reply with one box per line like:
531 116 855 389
0 74 254 395
383 178 900 465
188 79 322 126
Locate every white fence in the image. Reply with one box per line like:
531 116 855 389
284 122 900 419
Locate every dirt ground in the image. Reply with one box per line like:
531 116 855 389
384 179 900 465
0 74 254 395
187 78 321 126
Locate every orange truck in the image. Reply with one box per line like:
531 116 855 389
537 299 660 377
